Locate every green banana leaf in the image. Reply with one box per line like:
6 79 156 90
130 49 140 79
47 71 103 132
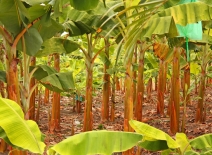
49 131 143 155
138 140 169 151
70 0 99 11
129 120 179 149
141 16 178 39
17 27 43 56
125 16 178 62
189 133 212 150
0 70 6 83
36 37 80 57
0 98 45 154
155 2 212 26
32 65 75 92
0 0 22 35
0 127 23 150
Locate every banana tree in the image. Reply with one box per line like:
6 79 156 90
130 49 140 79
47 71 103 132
40 1 120 131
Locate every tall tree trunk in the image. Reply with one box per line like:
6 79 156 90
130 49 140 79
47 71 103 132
50 54 61 131
101 39 110 122
170 47 180 134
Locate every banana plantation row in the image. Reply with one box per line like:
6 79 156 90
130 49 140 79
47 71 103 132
1 0 212 154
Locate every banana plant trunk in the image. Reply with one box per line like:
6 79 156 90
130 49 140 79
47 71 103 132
116 77 121 91
195 44 209 123
124 57 134 132
101 39 110 122
111 73 116 122
44 88 50 104
132 49 137 104
83 34 93 131
0 81 5 98
183 48 190 105
157 60 167 115
29 57 36 120
170 47 180 134
135 43 145 121
50 54 61 131
44 55 52 104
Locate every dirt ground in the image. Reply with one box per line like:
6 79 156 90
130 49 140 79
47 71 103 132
36 86 212 155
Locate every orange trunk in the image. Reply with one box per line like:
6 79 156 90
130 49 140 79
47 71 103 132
44 88 49 104
157 61 167 115
135 43 145 121
50 54 61 131
124 59 134 132
0 81 5 98
170 47 180 134
83 34 93 131
83 66 93 131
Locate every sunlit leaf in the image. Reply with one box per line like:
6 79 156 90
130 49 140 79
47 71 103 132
49 131 143 155
0 98 45 154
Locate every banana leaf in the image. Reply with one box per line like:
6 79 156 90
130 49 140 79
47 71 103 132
32 65 75 92
129 120 179 150
49 131 143 155
0 98 45 154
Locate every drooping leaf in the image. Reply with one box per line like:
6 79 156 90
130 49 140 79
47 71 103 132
35 37 79 57
31 65 57 81
49 131 143 155
70 0 99 11
41 72 75 92
0 70 6 83
142 16 178 39
129 120 179 149
17 27 43 56
155 2 212 26
37 19 64 41
32 65 75 92
0 98 45 154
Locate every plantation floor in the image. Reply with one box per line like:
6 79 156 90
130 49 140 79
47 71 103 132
37 86 212 155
